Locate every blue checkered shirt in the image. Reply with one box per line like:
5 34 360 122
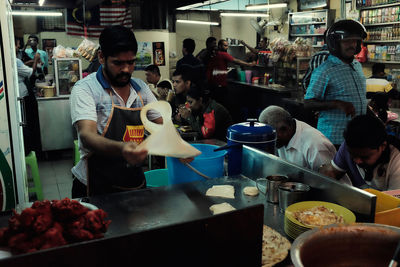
304 55 367 145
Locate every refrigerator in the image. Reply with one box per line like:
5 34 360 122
0 0 29 210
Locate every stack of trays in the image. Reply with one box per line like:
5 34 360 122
284 201 356 240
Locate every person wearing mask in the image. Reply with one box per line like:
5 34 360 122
206 39 256 106
319 115 400 191
304 20 368 149
258 105 336 172
180 84 233 141
70 25 162 197
177 38 201 69
24 35 48 75
196 36 217 68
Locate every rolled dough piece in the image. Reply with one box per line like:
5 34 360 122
209 202 236 215
243 186 259 196
205 185 235 199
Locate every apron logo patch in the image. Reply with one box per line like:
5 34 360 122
123 125 144 144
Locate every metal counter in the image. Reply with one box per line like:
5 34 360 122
37 96 75 151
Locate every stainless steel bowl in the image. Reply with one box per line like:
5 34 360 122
291 223 400 267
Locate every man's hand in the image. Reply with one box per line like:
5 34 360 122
319 163 345 180
121 142 148 166
335 100 355 117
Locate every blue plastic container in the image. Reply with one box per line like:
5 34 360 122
166 144 227 185
144 168 169 187
227 120 276 176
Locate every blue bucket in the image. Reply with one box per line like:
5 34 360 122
166 144 227 185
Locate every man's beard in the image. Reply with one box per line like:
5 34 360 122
104 62 131 87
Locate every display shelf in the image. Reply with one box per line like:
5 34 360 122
364 22 400 27
290 34 324 37
364 40 400 43
359 2 400 10
288 10 334 48
290 22 326 26
367 59 400 64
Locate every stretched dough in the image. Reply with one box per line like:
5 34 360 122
209 202 236 215
137 101 201 158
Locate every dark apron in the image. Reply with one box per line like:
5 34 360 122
87 91 146 196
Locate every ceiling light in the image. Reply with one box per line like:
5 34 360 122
245 3 287 10
12 11 63 16
38 0 45 6
177 0 229 10
220 12 269 17
176 19 219 26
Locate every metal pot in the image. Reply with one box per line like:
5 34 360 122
225 119 276 176
291 223 400 267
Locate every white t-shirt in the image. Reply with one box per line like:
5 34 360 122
70 71 160 185
16 58 32 97
277 119 337 172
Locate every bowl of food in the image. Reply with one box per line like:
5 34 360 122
291 223 400 267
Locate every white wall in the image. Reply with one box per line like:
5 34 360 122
133 30 171 81
221 16 257 49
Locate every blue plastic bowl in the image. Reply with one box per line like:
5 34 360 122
166 144 227 185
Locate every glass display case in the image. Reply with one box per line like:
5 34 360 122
53 58 82 96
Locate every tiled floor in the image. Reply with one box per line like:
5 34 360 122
37 149 74 201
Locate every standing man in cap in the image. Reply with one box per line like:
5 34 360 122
304 20 368 149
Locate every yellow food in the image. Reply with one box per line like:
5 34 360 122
293 205 345 227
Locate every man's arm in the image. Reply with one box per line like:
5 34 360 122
304 98 356 117
76 120 148 165
239 40 258 55
232 58 256 67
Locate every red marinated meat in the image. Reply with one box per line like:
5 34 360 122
0 198 111 254
84 209 111 234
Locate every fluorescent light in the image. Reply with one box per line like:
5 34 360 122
220 12 269 17
176 19 219 26
12 11 63 16
39 0 45 6
177 0 229 10
246 3 287 10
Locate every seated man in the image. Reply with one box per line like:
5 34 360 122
319 114 400 191
366 63 398 99
259 105 336 172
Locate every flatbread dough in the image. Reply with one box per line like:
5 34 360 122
206 185 235 199
209 202 236 215
262 225 291 267
243 186 259 196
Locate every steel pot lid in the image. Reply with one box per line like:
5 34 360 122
227 119 276 143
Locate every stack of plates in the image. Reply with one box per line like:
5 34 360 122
284 201 356 240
